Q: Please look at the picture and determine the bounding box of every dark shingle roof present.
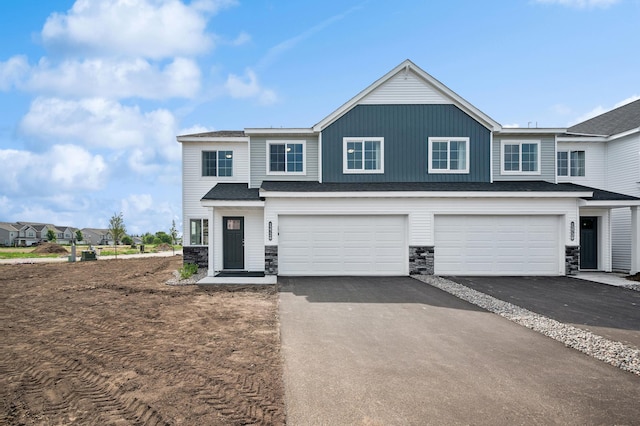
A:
[202,183,261,201]
[179,130,245,138]
[568,99,640,136]
[260,181,639,201]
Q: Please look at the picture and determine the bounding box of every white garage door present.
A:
[435,215,560,276]
[279,215,407,276]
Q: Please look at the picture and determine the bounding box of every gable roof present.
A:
[568,99,640,137]
[313,59,501,132]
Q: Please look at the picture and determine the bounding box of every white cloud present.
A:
[23,57,200,99]
[225,69,277,105]
[20,97,178,155]
[0,55,29,91]
[120,193,177,235]
[0,145,107,195]
[502,123,521,128]
[41,0,236,59]
[533,0,620,8]
[179,124,215,135]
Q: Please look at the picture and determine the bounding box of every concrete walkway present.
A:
[278,276,640,425]
[0,250,182,265]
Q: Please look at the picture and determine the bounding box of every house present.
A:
[15,223,40,246]
[80,228,113,245]
[560,100,640,273]
[178,60,640,283]
[0,223,19,246]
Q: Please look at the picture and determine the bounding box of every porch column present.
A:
[208,207,215,277]
[632,206,639,275]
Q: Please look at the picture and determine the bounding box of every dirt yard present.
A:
[0,256,285,425]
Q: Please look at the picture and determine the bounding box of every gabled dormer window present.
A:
[343,137,384,173]
[557,151,585,177]
[202,150,233,177]
[428,137,469,174]
[267,141,305,175]
[500,140,540,175]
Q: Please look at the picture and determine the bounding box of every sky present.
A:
[1,0,638,236]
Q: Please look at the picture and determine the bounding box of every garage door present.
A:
[279,215,407,276]
[435,215,560,275]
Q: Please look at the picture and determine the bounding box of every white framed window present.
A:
[202,150,233,177]
[500,140,541,175]
[267,141,306,175]
[189,218,208,246]
[428,137,470,174]
[557,150,585,177]
[343,137,384,173]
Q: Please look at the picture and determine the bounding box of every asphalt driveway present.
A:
[278,276,640,425]
[447,275,640,348]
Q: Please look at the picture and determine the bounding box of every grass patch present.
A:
[179,263,199,280]
[0,252,61,259]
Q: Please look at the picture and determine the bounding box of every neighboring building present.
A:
[15,223,40,246]
[0,223,19,246]
[178,60,640,283]
[80,228,114,245]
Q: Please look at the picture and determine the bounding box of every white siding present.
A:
[360,69,452,105]
[606,133,640,271]
[213,208,264,272]
[182,141,249,245]
[557,141,607,188]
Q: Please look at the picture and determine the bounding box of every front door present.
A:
[223,217,244,269]
[580,217,598,269]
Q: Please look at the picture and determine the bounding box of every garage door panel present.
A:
[435,215,560,276]
[279,215,407,276]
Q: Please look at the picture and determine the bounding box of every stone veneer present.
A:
[565,246,580,275]
[183,246,208,268]
[265,245,278,275]
[409,246,434,275]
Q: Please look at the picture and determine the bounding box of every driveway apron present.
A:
[278,276,640,425]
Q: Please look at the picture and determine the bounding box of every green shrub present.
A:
[179,263,199,280]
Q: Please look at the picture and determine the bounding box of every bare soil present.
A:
[0,257,285,425]
[30,242,68,254]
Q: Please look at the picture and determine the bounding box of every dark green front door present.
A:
[223,217,244,269]
[580,217,598,270]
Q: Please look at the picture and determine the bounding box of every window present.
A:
[501,141,540,174]
[267,141,305,174]
[202,151,233,177]
[190,219,208,245]
[343,137,384,173]
[428,137,470,174]
[557,151,585,177]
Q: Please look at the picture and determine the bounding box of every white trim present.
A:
[557,149,586,178]
[202,200,265,207]
[177,136,248,143]
[427,137,470,174]
[244,128,316,135]
[500,140,542,176]
[578,199,640,207]
[259,190,594,199]
[342,137,385,174]
[318,132,323,183]
[496,128,566,135]
[490,132,494,183]
[608,127,640,141]
[266,140,307,176]
[312,59,501,132]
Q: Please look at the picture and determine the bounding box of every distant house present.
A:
[56,226,78,245]
[81,228,114,245]
[15,223,39,246]
[0,223,19,246]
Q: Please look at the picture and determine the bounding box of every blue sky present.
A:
[1,0,638,236]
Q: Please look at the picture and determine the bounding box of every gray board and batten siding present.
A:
[321,104,491,183]
[492,135,556,183]
[249,136,319,188]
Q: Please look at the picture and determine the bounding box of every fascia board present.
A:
[497,128,567,135]
[579,199,640,207]
[244,128,316,135]
[557,136,607,142]
[258,190,594,199]
[312,59,502,132]
[201,200,265,207]
[177,136,249,143]
[607,127,640,141]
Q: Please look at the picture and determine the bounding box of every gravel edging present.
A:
[413,275,640,377]
[166,268,207,286]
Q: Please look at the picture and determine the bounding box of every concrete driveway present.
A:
[278,276,640,425]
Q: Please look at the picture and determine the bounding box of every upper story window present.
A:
[343,137,384,173]
[501,140,540,175]
[428,137,470,174]
[267,141,305,174]
[202,150,233,177]
[557,151,585,177]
